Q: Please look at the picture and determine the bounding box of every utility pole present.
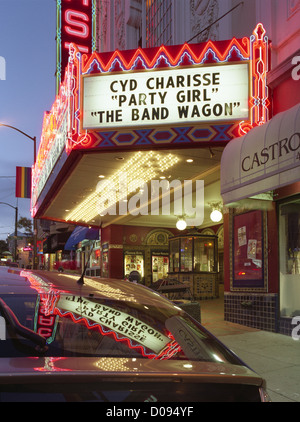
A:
[0,123,37,269]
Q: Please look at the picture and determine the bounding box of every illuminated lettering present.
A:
[65,0,90,6]
[84,63,249,129]
[38,315,56,326]
[57,0,95,88]
[65,10,90,38]
[145,73,220,90]
[110,79,137,93]
[64,41,89,53]
[37,327,53,338]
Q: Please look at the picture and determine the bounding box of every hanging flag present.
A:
[16,166,32,198]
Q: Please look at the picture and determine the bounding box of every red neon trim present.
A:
[64,42,89,53]
[81,38,250,74]
[54,308,179,360]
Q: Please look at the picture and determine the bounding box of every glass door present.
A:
[279,197,300,318]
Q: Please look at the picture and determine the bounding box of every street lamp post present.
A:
[0,123,37,269]
[0,202,18,262]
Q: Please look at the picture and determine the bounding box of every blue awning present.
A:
[64,226,99,251]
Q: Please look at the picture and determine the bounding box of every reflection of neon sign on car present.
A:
[0,267,271,401]
[34,294,59,344]
[21,271,64,345]
[22,272,181,359]
[53,295,181,359]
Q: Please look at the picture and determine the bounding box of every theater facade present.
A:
[31,24,300,334]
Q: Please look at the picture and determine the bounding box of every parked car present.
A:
[0,266,270,402]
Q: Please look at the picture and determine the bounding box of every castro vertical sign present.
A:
[57,0,95,90]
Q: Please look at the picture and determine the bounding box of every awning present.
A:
[1,251,12,256]
[221,103,300,205]
[64,226,99,251]
[51,232,72,252]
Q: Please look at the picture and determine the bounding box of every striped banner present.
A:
[16,166,32,198]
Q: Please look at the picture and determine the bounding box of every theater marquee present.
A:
[32,24,270,219]
[83,63,250,129]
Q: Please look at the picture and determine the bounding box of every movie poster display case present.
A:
[168,232,219,299]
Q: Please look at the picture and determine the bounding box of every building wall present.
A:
[96,0,299,67]
[222,1,300,334]
[94,1,300,334]
[97,0,232,52]
[97,0,142,52]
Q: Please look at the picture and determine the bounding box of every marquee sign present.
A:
[83,63,250,129]
[68,23,268,152]
[32,24,270,214]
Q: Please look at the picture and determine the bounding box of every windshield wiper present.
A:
[0,297,47,352]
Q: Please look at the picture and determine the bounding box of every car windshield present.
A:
[0,291,239,365]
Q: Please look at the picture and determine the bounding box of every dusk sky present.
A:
[0,0,56,240]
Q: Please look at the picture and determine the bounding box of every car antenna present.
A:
[77,241,95,285]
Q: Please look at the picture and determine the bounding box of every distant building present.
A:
[7,230,33,268]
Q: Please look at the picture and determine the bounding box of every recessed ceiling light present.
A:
[98,175,105,178]
[186,159,193,163]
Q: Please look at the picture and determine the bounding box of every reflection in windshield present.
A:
[53,295,181,359]
[21,272,183,360]
[0,271,237,365]
[34,293,59,345]
[58,273,139,303]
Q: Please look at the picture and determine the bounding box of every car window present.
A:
[0,292,240,365]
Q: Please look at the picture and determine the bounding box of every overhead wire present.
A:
[186,2,244,43]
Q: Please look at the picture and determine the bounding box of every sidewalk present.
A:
[199,287,300,403]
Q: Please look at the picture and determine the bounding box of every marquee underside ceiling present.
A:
[42,146,224,230]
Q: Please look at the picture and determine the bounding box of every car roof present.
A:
[0,266,171,307]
